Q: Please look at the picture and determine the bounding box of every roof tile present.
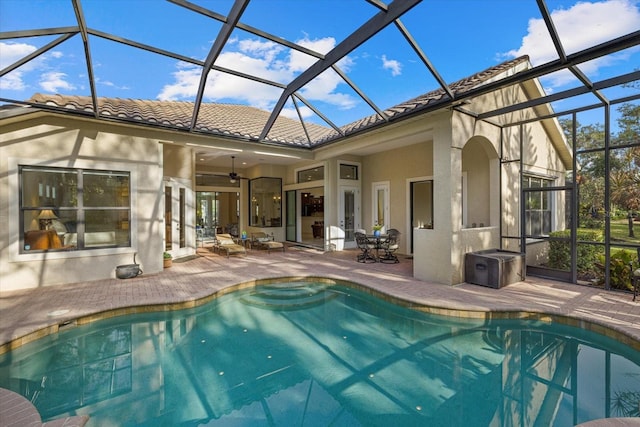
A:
[27,56,529,147]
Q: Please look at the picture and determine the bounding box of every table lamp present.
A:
[38,209,58,230]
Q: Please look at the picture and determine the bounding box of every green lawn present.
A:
[610,219,640,245]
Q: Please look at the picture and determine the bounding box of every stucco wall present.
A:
[462,141,491,227]
[163,143,193,180]
[362,140,433,253]
[0,116,164,291]
[500,121,568,237]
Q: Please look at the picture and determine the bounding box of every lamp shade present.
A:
[37,209,58,220]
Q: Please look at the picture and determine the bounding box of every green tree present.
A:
[612,103,640,237]
[561,102,640,236]
[560,118,606,226]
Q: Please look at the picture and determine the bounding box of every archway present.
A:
[461,136,499,230]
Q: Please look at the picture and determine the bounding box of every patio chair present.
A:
[355,232,376,263]
[632,247,640,301]
[251,232,285,253]
[212,233,246,258]
[379,228,401,264]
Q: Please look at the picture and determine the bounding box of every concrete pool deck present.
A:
[1,244,640,354]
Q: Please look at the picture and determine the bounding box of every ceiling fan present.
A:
[228,155,239,183]
[195,155,247,185]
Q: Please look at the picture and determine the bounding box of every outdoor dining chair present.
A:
[355,232,376,263]
[379,229,401,264]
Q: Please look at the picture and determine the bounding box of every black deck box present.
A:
[465,249,525,288]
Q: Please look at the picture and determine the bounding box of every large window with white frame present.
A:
[20,165,131,252]
[523,174,554,237]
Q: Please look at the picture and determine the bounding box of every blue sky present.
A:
[1,0,639,129]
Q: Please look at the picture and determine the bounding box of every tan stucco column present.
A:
[413,113,464,285]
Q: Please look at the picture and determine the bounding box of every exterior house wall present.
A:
[499,121,568,254]
[413,81,569,285]
[362,140,433,254]
[0,63,570,291]
[0,115,164,291]
[462,140,492,227]
[413,111,503,285]
[414,114,459,283]
[163,144,193,180]
[163,145,196,258]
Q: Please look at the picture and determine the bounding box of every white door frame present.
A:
[405,176,433,255]
[164,177,193,259]
[338,185,360,249]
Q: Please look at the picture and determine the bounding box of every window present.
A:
[249,177,282,227]
[339,163,358,180]
[372,182,389,229]
[297,166,324,183]
[20,166,131,251]
[523,175,553,236]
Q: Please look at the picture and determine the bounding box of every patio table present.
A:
[366,234,388,261]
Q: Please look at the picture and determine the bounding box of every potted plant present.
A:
[373,223,383,237]
[163,252,172,268]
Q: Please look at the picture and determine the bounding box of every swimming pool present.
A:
[1,280,639,426]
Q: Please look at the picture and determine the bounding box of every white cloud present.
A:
[0,73,27,91]
[96,77,130,91]
[157,64,283,109]
[157,67,200,100]
[0,42,82,94]
[300,68,357,110]
[158,36,358,111]
[281,104,313,120]
[503,0,640,88]
[0,42,38,91]
[39,71,76,92]
[0,42,37,69]
[289,37,337,72]
[381,54,402,76]
[237,39,284,64]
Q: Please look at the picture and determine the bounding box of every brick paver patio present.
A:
[2,245,639,354]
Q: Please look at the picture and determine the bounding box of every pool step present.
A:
[241,282,337,310]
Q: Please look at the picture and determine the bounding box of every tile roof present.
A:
[316,55,530,144]
[26,95,334,146]
[26,56,530,148]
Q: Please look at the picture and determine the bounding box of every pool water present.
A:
[1,281,639,426]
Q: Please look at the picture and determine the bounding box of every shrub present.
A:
[578,204,604,229]
[548,229,604,277]
[595,249,638,291]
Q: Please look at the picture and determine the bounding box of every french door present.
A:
[165,179,192,258]
[339,186,360,249]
